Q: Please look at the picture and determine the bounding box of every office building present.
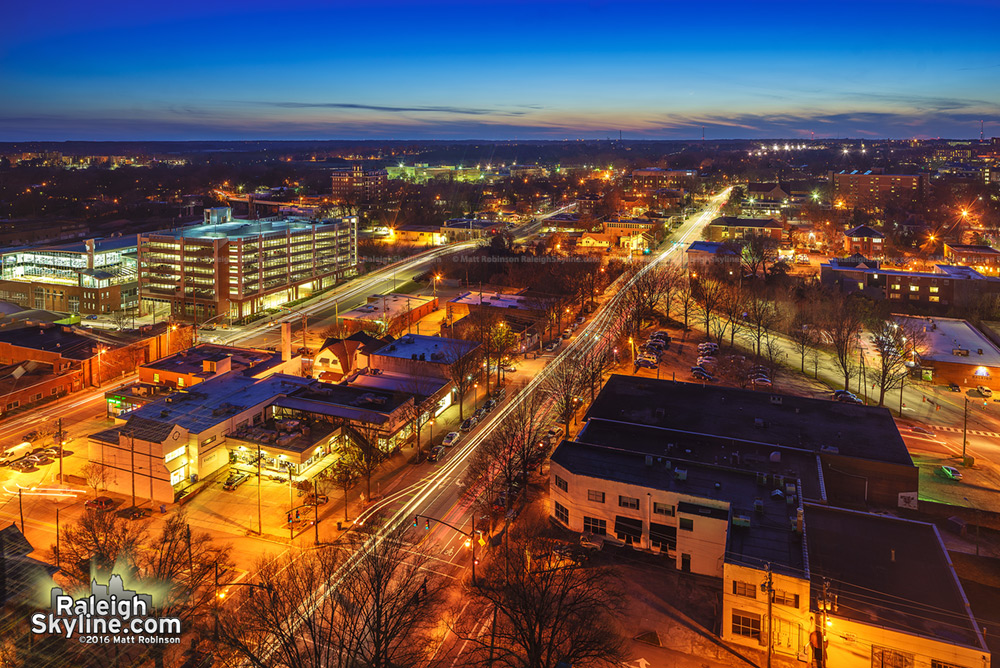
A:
[630,168,697,193]
[830,169,930,210]
[0,237,137,315]
[706,217,784,243]
[820,258,1000,309]
[330,164,388,203]
[944,243,1000,276]
[138,208,357,323]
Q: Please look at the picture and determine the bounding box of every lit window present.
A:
[165,446,185,463]
[909,285,920,292]
[929,287,939,293]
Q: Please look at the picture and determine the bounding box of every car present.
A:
[751,378,773,387]
[651,330,671,340]
[575,316,585,325]
[544,342,559,352]
[117,506,151,520]
[948,383,961,392]
[561,329,572,339]
[492,387,507,401]
[978,386,993,398]
[442,431,461,447]
[223,472,250,491]
[690,365,708,373]
[832,390,857,399]
[644,342,664,352]
[22,430,41,443]
[85,314,99,320]
[579,533,604,551]
[836,394,864,404]
[938,465,963,481]
[698,342,718,351]
[460,417,478,432]
[199,324,216,331]
[85,496,116,511]
[473,408,487,422]
[911,426,934,435]
[692,370,716,381]
[636,359,657,369]
[501,363,517,373]
[483,398,497,412]
[428,445,447,462]
[696,356,716,365]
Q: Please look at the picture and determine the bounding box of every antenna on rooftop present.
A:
[981,120,985,143]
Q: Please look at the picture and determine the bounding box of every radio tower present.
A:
[982,120,985,143]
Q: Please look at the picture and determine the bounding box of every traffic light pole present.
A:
[414,513,478,585]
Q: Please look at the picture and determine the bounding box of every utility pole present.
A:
[55,507,61,568]
[18,489,24,533]
[56,418,63,483]
[763,562,773,668]
[130,433,137,509]
[257,445,263,535]
[820,578,830,668]
[962,397,969,464]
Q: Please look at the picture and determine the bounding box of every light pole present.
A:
[962,397,969,465]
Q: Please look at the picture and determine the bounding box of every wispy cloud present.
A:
[248,101,532,116]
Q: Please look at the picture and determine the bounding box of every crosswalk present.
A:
[932,425,1000,438]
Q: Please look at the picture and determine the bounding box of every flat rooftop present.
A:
[576,418,824,502]
[151,216,349,241]
[371,333,479,366]
[946,243,1000,255]
[551,440,804,575]
[450,290,533,310]
[274,381,412,424]
[346,371,448,399]
[900,316,1000,368]
[805,504,985,650]
[340,294,435,322]
[584,376,913,466]
[228,417,337,455]
[142,344,280,376]
[0,325,100,360]
[93,372,312,441]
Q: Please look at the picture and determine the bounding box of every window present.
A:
[679,517,694,531]
[909,284,920,291]
[583,516,606,535]
[929,286,939,293]
[890,283,901,290]
[731,611,761,640]
[587,489,605,503]
[618,495,639,510]
[732,580,757,599]
[165,446,185,463]
[931,661,968,668]
[653,502,674,516]
[772,589,799,607]
[872,647,913,668]
[554,475,568,492]
[554,501,569,524]
[929,296,940,303]
[153,373,160,383]
[201,435,217,447]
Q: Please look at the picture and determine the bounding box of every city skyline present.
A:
[3,0,1000,141]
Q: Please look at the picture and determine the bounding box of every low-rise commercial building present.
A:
[706,217,783,243]
[820,258,1000,308]
[340,294,438,337]
[900,315,1000,389]
[944,243,1000,276]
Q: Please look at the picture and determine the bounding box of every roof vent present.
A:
[769,451,781,463]
[645,455,653,466]
[770,395,783,405]
[674,468,687,481]
[754,418,766,428]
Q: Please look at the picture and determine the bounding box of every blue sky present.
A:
[2,0,999,140]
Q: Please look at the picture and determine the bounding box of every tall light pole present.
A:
[962,397,969,465]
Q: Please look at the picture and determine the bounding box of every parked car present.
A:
[575,316,585,325]
[118,506,151,520]
[474,407,487,422]
[751,377,773,387]
[580,533,605,551]
[696,356,716,366]
[501,363,517,373]
[836,394,864,404]
[938,465,963,481]
[948,383,961,392]
[85,314,99,320]
[428,445,446,462]
[651,331,671,341]
[492,387,507,401]
[978,385,993,398]
[698,342,718,351]
[224,472,250,491]
[544,342,559,352]
[442,431,461,447]
[636,359,657,369]
[22,430,41,443]
[690,365,708,374]
[85,496,116,511]
[460,417,478,432]
[482,398,497,412]
[561,328,572,339]
[692,370,716,381]
[832,390,857,399]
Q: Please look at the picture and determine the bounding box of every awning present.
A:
[614,516,642,540]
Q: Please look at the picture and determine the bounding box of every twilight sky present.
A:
[2,0,999,141]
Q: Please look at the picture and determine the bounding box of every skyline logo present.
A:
[31,574,181,645]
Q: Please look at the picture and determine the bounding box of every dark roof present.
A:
[584,376,913,466]
[576,418,824,501]
[709,216,782,229]
[805,504,985,649]
[0,325,101,360]
[945,243,1000,255]
[93,415,177,445]
[0,523,59,606]
[845,224,885,239]
[551,441,804,574]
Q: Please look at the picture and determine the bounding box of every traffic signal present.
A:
[413,516,418,527]
[424,519,430,530]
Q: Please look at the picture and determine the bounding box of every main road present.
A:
[264,189,731,661]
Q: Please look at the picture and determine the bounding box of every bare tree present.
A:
[744,290,782,357]
[447,341,482,421]
[788,310,818,373]
[821,294,866,390]
[543,358,583,438]
[55,509,148,587]
[455,531,626,668]
[81,462,115,497]
[397,377,442,458]
[339,415,390,502]
[109,310,131,331]
[218,518,442,668]
[866,315,926,407]
[676,276,695,329]
[717,284,748,347]
[694,277,726,343]
[741,235,779,278]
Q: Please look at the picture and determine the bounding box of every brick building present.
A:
[330,164,388,203]
[829,169,930,210]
